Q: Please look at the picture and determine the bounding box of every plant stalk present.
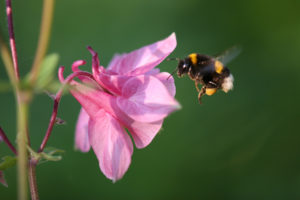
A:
[29,0,55,86]
[28,159,39,200]
[16,97,29,200]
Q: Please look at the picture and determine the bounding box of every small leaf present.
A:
[0,156,17,171]
[0,171,8,187]
[36,53,60,89]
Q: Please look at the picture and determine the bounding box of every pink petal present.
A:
[106,53,124,72]
[145,68,160,76]
[107,33,177,75]
[70,82,116,119]
[144,69,176,96]
[152,72,176,97]
[96,68,130,95]
[70,83,163,149]
[88,110,133,182]
[128,120,163,149]
[75,108,91,152]
[117,75,180,123]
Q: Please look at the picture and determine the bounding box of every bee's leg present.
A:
[198,86,206,104]
[195,81,200,92]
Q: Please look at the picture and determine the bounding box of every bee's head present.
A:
[177,59,189,77]
[166,58,188,79]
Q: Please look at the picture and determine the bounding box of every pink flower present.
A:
[59,33,180,182]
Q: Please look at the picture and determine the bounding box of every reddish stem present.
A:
[0,126,17,155]
[38,69,94,152]
[5,0,20,80]
[28,159,39,200]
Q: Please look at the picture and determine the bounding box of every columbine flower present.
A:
[59,33,180,182]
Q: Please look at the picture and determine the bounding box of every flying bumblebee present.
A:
[168,46,241,104]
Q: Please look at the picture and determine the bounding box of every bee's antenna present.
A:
[166,57,181,80]
[166,58,180,61]
[167,67,178,80]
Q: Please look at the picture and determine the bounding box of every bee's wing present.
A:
[215,45,242,65]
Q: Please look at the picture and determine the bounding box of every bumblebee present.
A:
[169,46,240,104]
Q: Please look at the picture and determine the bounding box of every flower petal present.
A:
[75,108,91,152]
[107,33,177,75]
[70,82,116,119]
[152,72,176,97]
[96,68,130,95]
[117,75,180,123]
[128,120,163,149]
[88,110,133,182]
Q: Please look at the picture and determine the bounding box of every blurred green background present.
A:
[1,0,300,199]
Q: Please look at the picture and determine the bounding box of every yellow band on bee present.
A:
[188,53,198,65]
[205,88,217,96]
[215,60,224,74]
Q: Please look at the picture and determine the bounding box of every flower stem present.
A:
[6,0,20,81]
[28,159,39,200]
[29,0,55,86]
[0,126,17,155]
[6,0,30,199]
[38,69,94,152]
[0,32,17,88]
[16,99,29,200]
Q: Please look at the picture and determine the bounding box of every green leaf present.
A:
[0,156,17,171]
[36,53,60,89]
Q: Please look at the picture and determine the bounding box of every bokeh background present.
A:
[1,0,300,199]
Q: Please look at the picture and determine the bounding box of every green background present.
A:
[1,0,300,199]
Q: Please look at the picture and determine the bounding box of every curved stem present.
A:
[29,0,55,85]
[6,0,20,81]
[0,32,17,87]
[38,70,94,153]
[0,126,17,155]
